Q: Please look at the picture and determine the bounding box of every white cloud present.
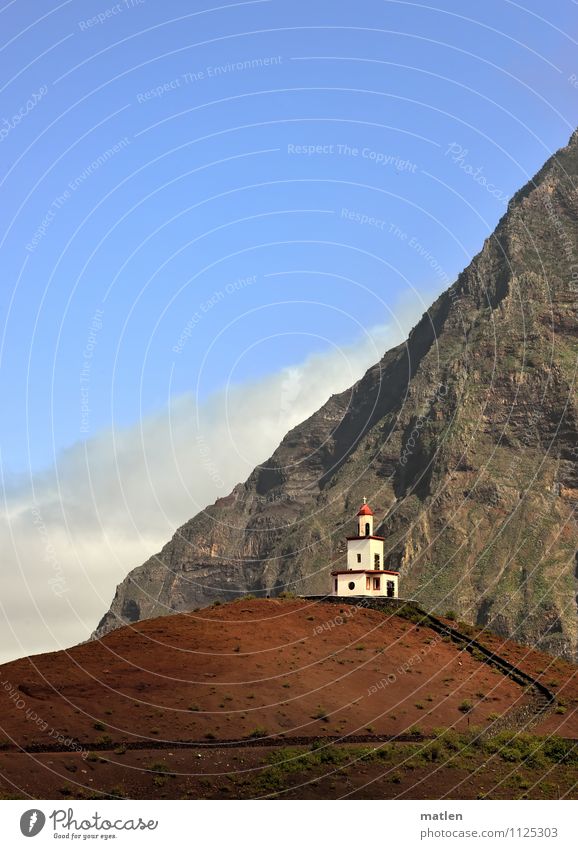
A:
[0,313,420,664]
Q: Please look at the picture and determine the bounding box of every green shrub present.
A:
[248,726,267,739]
[423,741,442,762]
[542,736,578,765]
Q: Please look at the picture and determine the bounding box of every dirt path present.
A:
[306,597,556,733]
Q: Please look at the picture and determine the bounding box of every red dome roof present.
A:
[357,503,374,516]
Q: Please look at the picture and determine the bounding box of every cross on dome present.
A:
[357,500,374,516]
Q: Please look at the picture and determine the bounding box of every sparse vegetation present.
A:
[312,707,329,722]
[248,726,268,739]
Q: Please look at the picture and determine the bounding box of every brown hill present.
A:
[94,131,578,661]
[1,600,577,799]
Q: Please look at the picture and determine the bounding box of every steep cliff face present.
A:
[94,132,578,660]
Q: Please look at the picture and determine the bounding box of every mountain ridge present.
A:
[93,130,578,660]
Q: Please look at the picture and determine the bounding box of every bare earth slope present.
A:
[94,132,578,660]
[1,600,577,800]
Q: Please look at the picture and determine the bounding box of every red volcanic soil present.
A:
[0,600,532,748]
[0,599,576,799]
[440,619,578,738]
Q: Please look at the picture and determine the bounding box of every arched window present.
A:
[365,522,370,536]
[374,553,380,568]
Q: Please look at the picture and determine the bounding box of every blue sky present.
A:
[0,1,577,660]
[1,0,576,477]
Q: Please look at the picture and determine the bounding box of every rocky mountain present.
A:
[94,131,578,660]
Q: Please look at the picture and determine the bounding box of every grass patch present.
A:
[248,726,268,739]
[312,707,329,722]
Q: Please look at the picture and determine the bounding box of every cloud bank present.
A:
[0,314,420,664]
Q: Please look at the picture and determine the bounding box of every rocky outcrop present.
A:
[93,131,578,660]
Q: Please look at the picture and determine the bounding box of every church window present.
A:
[348,581,355,591]
[373,577,380,591]
[374,553,380,568]
[365,522,370,536]
[357,553,362,564]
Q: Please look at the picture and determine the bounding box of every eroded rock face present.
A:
[93,131,578,660]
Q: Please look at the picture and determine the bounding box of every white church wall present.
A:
[334,571,399,598]
[346,537,385,570]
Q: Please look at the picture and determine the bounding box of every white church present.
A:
[331,499,400,598]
